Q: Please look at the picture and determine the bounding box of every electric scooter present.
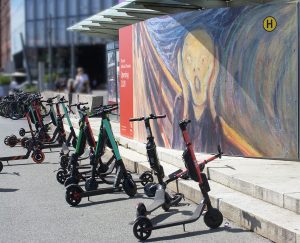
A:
[132,119,223,240]
[130,114,184,214]
[57,96,77,167]
[0,96,46,172]
[65,104,137,206]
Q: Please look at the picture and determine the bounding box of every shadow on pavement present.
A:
[147,226,250,242]
[0,172,20,176]
[0,188,19,192]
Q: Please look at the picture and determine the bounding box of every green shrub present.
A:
[23,84,38,93]
[0,75,11,85]
[44,73,57,83]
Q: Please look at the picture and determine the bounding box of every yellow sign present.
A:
[263,16,277,32]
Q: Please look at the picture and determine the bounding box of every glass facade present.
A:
[24,0,118,48]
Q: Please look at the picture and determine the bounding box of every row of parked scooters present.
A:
[1,91,224,240]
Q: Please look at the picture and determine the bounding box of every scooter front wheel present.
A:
[122,177,137,197]
[32,150,45,163]
[56,170,66,185]
[133,216,152,241]
[204,208,223,229]
[0,161,3,173]
[65,185,83,206]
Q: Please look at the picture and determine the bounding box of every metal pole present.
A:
[38,62,45,92]
[47,14,53,85]
[70,31,75,79]
[20,33,32,85]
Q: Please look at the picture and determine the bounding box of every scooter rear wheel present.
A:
[139,171,154,186]
[4,136,9,145]
[21,137,29,148]
[204,208,223,229]
[56,170,66,185]
[0,161,3,173]
[136,202,147,217]
[65,185,83,206]
[64,176,79,187]
[60,155,69,169]
[144,182,157,197]
[19,128,26,137]
[133,216,152,240]
[122,177,137,197]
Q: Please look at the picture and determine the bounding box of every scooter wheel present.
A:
[162,202,170,212]
[21,137,29,148]
[204,208,223,229]
[136,203,147,217]
[56,170,67,185]
[85,178,98,191]
[122,177,137,197]
[133,216,152,241]
[139,171,154,186]
[8,136,18,147]
[19,128,26,137]
[60,155,69,169]
[144,182,157,197]
[64,176,79,187]
[65,185,83,206]
[4,136,9,145]
[0,161,3,173]
[32,150,45,163]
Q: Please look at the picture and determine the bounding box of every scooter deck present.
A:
[152,200,206,230]
[80,186,122,197]
[146,188,166,213]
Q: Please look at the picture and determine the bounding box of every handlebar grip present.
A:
[155,114,166,119]
[129,117,144,122]
[104,106,118,113]
[80,102,88,105]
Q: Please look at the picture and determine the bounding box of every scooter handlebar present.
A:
[129,117,144,122]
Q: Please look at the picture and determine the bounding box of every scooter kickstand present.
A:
[183,224,186,232]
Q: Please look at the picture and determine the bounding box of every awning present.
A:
[68,0,292,40]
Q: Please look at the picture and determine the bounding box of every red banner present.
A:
[119,25,134,138]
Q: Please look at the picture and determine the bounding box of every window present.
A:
[56,18,67,45]
[67,0,77,16]
[36,0,45,19]
[56,0,66,17]
[47,0,55,17]
[27,21,35,46]
[79,0,90,15]
[90,0,100,14]
[26,0,35,20]
[36,21,45,46]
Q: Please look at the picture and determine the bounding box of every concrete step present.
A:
[62,122,300,243]
[118,146,300,243]
[63,119,300,215]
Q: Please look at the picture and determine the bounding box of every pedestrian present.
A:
[74,67,91,93]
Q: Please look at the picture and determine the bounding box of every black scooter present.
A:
[130,114,184,214]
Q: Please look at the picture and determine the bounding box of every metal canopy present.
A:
[68,0,293,39]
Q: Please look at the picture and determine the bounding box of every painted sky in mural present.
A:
[132,3,298,159]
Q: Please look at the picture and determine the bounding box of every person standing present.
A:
[74,67,91,93]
